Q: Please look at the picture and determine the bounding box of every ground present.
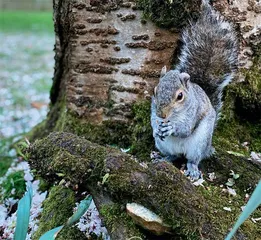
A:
[0,11,54,239]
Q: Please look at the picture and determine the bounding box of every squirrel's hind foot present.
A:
[184,162,202,180]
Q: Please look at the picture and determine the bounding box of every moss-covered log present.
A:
[28,132,261,239]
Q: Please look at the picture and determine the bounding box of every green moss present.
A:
[241,219,261,238]
[130,100,154,161]
[39,98,154,161]
[60,112,131,148]
[56,226,87,240]
[0,157,13,177]
[1,171,26,200]
[29,132,109,184]
[213,44,261,154]
[100,203,144,238]
[33,186,76,240]
[199,151,261,239]
[214,118,261,154]
[214,93,260,156]
[199,185,243,235]
[38,177,51,192]
[199,183,261,239]
[136,0,201,28]
[228,45,260,122]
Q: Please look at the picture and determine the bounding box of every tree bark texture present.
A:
[51,0,180,123]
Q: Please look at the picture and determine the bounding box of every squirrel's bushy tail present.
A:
[177,0,238,114]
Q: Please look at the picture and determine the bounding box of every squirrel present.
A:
[151,0,238,180]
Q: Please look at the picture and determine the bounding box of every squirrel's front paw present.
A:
[184,162,202,180]
[157,121,176,139]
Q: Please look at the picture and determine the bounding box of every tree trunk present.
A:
[29,0,261,239]
[51,0,180,124]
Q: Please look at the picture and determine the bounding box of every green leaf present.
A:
[56,172,65,177]
[14,183,33,240]
[233,174,240,180]
[39,226,64,240]
[66,195,92,226]
[226,178,235,187]
[227,151,245,157]
[18,141,29,149]
[102,173,110,185]
[225,181,261,240]
[15,147,27,160]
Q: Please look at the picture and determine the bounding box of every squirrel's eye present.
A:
[176,92,183,101]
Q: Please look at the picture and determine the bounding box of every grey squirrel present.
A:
[151,0,238,180]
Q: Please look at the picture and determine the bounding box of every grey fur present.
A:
[177,0,238,114]
[151,1,238,180]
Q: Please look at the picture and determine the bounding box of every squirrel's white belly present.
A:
[155,133,200,157]
[155,136,187,156]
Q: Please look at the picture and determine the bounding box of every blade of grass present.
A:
[225,180,261,240]
[66,195,92,226]
[39,195,93,239]
[14,183,33,240]
[39,226,64,240]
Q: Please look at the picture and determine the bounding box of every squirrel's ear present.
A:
[160,66,167,78]
[180,72,190,86]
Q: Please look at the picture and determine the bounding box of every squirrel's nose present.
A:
[161,113,166,118]
[157,111,166,119]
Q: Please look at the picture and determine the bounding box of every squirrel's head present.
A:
[154,67,191,119]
